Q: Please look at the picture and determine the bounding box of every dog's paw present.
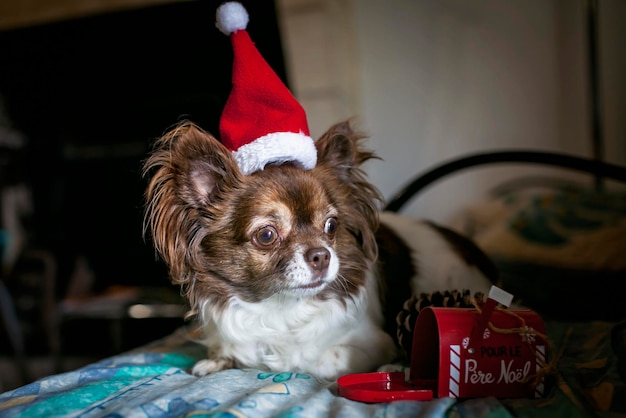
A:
[377,363,405,373]
[313,345,355,381]
[191,358,233,376]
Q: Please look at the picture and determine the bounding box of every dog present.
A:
[142,119,497,381]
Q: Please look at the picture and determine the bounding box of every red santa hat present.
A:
[215,1,317,175]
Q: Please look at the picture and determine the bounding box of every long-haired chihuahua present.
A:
[142,119,496,381]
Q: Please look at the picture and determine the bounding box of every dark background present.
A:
[0,0,286,296]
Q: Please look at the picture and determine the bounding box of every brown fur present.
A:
[142,119,383,316]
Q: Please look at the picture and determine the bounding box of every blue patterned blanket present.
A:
[1,318,624,418]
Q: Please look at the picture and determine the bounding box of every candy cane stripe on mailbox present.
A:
[535,344,546,398]
[449,345,461,397]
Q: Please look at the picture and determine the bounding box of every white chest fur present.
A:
[197,278,397,380]
[202,293,363,366]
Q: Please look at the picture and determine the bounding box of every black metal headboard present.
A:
[384,150,626,213]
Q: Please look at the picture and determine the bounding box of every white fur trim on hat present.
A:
[233,132,317,175]
[216,2,249,35]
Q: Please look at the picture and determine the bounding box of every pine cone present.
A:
[395,289,484,362]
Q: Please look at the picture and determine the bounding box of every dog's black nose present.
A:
[305,248,330,272]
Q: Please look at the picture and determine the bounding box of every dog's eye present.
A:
[324,217,338,236]
[254,225,279,247]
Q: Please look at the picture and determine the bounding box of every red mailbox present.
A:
[338,286,550,402]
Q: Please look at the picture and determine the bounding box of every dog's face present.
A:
[195,164,343,302]
[143,120,382,312]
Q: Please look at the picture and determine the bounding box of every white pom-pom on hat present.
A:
[216,2,249,35]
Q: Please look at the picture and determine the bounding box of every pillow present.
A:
[451,188,626,320]
[454,188,626,271]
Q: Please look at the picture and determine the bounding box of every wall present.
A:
[600,0,626,167]
[278,0,625,224]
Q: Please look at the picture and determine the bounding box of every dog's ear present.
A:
[142,121,242,287]
[315,120,379,179]
[144,121,242,209]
